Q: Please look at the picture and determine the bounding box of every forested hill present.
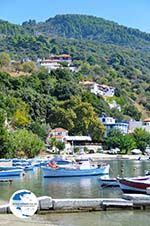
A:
[1,14,150,50]
[22,14,150,50]
[0,14,150,118]
[0,20,26,36]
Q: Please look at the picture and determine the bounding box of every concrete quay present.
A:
[1,194,150,214]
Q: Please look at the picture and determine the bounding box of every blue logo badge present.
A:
[9,189,38,218]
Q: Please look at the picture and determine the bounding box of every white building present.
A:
[80,81,115,97]
[40,60,61,72]
[99,114,115,137]
[108,100,121,111]
[129,119,150,133]
[38,54,74,72]
[46,128,92,153]
[99,114,129,137]
[47,128,68,143]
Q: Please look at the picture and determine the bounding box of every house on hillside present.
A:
[80,81,115,97]
[40,60,61,71]
[99,113,129,137]
[38,54,78,72]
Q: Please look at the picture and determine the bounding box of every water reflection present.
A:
[0,160,150,201]
[1,210,150,226]
[42,176,100,198]
[40,210,150,226]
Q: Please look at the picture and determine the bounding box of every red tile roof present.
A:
[51,128,68,132]
[144,118,150,122]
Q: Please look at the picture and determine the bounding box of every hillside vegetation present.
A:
[0,15,149,115]
[0,14,150,157]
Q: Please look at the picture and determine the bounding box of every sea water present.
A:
[0,159,150,226]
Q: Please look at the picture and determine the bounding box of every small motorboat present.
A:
[49,156,73,166]
[42,160,110,177]
[99,176,119,187]
[117,175,150,193]
[0,168,24,177]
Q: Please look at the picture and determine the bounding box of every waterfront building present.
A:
[46,127,92,153]
[47,128,68,143]
[99,114,129,137]
[114,122,129,134]
[129,118,150,133]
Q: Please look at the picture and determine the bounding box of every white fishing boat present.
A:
[42,160,110,177]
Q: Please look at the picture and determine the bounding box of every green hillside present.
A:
[22,14,150,50]
[0,14,150,157]
[0,14,150,122]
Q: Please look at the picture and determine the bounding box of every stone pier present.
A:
[1,194,150,214]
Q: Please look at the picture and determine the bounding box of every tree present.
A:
[105,129,136,154]
[13,61,23,72]
[0,52,10,68]
[50,46,59,55]
[0,109,8,157]
[119,134,136,154]
[123,104,141,120]
[105,129,122,149]
[87,55,97,65]
[48,137,65,154]
[12,109,30,127]
[7,129,44,158]
[64,97,105,141]
[29,121,50,141]
[22,61,36,73]
[47,106,76,131]
[55,141,65,154]
[133,128,150,152]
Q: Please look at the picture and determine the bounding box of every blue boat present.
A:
[42,162,110,177]
[0,169,24,177]
[24,165,34,171]
[49,156,73,166]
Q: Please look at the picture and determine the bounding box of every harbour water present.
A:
[0,210,150,226]
[0,159,150,225]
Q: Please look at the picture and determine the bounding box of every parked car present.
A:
[131,149,142,155]
[108,148,120,154]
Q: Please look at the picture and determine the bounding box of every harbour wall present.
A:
[1,194,150,214]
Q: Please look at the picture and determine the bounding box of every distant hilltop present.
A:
[0,14,150,50]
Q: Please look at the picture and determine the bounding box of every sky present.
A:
[0,0,150,33]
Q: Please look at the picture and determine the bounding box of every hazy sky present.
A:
[0,0,150,33]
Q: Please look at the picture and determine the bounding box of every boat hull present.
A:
[99,178,119,187]
[0,169,23,177]
[118,177,150,193]
[42,165,110,177]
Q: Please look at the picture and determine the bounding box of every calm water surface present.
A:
[0,159,150,226]
[0,210,150,226]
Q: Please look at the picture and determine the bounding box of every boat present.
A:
[145,170,150,176]
[98,176,119,187]
[49,156,73,166]
[117,175,150,193]
[42,161,110,177]
[24,165,34,171]
[0,168,24,177]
